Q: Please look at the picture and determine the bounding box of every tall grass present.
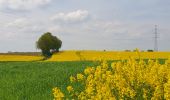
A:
[0,61,95,100]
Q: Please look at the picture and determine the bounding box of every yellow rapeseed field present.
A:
[0,55,43,61]
[53,50,170,99]
[48,50,170,61]
[1,50,170,62]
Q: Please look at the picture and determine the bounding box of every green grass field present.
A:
[0,59,167,100]
[0,61,97,100]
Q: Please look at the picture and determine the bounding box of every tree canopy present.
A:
[36,32,62,57]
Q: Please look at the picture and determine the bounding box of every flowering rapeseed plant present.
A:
[67,86,73,93]
[52,87,64,100]
[53,54,170,100]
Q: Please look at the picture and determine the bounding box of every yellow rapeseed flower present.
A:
[77,73,84,81]
[70,76,76,83]
[53,87,64,100]
[67,86,73,93]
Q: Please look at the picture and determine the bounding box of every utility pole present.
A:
[154,25,158,51]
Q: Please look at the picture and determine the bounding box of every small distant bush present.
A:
[124,50,131,52]
[147,49,154,52]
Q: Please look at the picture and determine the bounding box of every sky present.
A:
[0,0,170,52]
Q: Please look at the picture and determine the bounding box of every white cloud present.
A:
[0,0,51,10]
[50,10,89,23]
[5,18,30,28]
[2,17,47,39]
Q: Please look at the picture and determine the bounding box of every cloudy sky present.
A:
[0,0,170,52]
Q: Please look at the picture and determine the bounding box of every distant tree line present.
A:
[124,49,154,52]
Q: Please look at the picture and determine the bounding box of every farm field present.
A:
[48,50,170,61]
[0,50,170,62]
[0,55,43,61]
[0,61,97,100]
[0,51,170,100]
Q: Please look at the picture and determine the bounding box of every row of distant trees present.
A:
[125,49,154,52]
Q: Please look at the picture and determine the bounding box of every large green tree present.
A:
[36,32,62,57]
